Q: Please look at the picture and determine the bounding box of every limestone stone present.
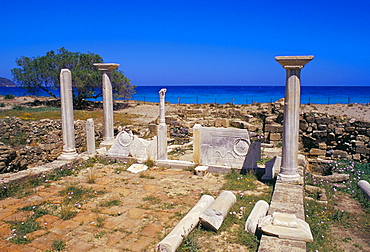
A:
[312,173,349,182]
[215,118,229,127]
[333,150,349,158]
[309,148,326,156]
[269,133,281,141]
[265,123,283,133]
[199,191,236,231]
[156,195,214,252]
[245,200,269,234]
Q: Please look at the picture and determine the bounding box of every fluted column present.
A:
[58,69,78,160]
[93,63,119,149]
[275,56,314,182]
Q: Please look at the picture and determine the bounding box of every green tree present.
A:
[11,48,135,106]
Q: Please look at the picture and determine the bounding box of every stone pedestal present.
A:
[93,63,120,149]
[58,69,78,160]
[86,118,95,155]
[157,88,167,160]
[275,56,313,182]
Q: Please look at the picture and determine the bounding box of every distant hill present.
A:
[0,77,16,87]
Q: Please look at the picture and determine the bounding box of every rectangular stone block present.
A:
[194,126,253,169]
[265,124,283,133]
[309,148,326,156]
[269,133,282,141]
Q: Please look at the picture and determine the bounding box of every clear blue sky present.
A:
[1,0,369,86]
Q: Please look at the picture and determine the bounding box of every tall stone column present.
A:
[58,69,78,160]
[157,88,167,160]
[93,63,120,149]
[275,56,314,182]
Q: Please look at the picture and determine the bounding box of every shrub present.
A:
[4,94,15,100]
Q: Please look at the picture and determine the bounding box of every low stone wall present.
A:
[263,112,370,163]
[0,117,103,173]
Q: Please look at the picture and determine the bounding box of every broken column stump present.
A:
[156,195,214,252]
[358,180,370,200]
[199,191,236,231]
[245,200,269,234]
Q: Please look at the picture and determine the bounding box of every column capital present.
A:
[275,56,314,69]
[93,63,120,71]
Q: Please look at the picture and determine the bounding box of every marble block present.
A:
[127,164,148,174]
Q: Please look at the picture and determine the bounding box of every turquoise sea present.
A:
[1,85,370,105]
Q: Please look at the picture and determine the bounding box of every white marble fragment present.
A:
[258,212,313,242]
[199,191,236,231]
[195,165,208,177]
[127,164,148,174]
[156,195,214,252]
[245,200,269,234]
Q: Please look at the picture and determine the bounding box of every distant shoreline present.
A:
[1,85,370,105]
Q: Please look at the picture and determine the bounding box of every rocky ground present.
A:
[1,96,369,251]
[0,161,272,251]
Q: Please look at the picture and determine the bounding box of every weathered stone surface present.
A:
[309,148,326,156]
[312,173,350,182]
[195,165,208,177]
[193,125,253,169]
[156,195,214,252]
[259,212,313,242]
[245,200,269,234]
[127,164,148,174]
[261,156,281,180]
[358,180,370,200]
[199,191,236,231]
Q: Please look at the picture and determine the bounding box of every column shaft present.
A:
[59,69,78,160]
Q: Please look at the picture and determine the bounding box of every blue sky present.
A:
[1,0,369,86]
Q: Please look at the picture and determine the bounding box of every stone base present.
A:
[195,165,209,177]
[277,173,300,182]
[58,151,78,161]
[156,160,194,169]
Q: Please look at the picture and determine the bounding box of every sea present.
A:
[1,85,370,105]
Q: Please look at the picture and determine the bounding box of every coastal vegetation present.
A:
[11,47,135,108]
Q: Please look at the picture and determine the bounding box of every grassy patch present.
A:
[8,219,41,244]
[143,196,162,204]
[100,199,121,207]
[221,169,257,191]
[305,160,370,251]
[52,239,66,251]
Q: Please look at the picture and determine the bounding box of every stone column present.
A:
[58,69,78,160]
[86,118,95,155]
[93,63,120,149]
[275,56,314,182]
[193,124,202,164]
[157,88,167,160]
